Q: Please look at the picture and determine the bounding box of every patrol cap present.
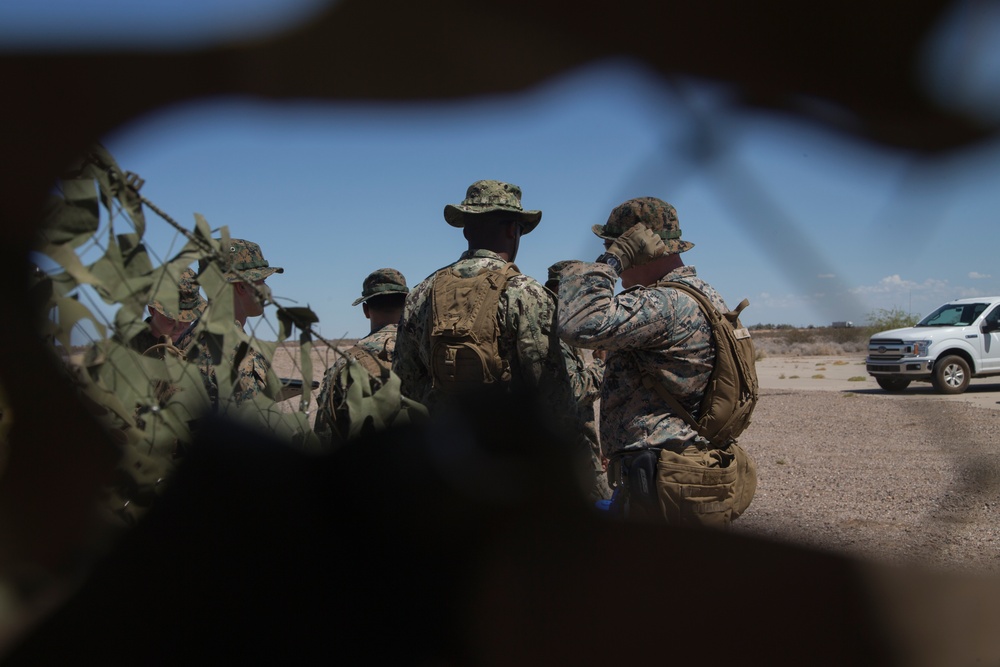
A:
[149,268,206,323]
[352,268,409,306]
[444,180,542,234]
[223,238,284,282]
[592,197,694,254]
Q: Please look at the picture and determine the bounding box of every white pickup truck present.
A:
[866,296,1000,394]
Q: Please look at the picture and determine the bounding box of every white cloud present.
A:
[969,271,992,279]
[849,275,949,295]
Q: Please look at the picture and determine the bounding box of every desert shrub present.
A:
[785,328,816,345]
[864,307,920,335]
[826,326,869,345]
[752,329,868,357]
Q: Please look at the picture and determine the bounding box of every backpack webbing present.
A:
[642,280,758,446]
[429,262,520,393]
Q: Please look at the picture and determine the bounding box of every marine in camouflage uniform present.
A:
[190,238,284,407]
[128,267,206,358]
[314,268,409,444]
[129,268,207,427]
[112,244,282,525]
[393,180,580,432]
[115,268,209,525]
[557,198,728,519]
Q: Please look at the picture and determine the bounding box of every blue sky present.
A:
[8,0,1000,340]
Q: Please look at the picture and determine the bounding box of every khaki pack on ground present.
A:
[429,263,520,394]
[643,280,759,446]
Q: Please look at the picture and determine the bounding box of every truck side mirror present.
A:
[982,320,999,334]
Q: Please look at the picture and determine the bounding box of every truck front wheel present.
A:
[876,376,911,392]
[932,355,971,394]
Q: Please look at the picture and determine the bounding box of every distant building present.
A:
[831,321,854,328]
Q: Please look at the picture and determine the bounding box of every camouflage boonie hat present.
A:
[444,180,542,234]
[149,268,206,323]
[352,268,409,306]
[592,197,694,254]
[223,238,284,282]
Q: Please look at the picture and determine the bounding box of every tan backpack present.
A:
[326,341,427,441]
[429,262,520,394]
[344,342,392,382]
[642,280,758,446]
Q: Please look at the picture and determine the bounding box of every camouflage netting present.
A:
[32,145,417,525]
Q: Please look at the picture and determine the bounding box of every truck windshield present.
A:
[916,302,989,327]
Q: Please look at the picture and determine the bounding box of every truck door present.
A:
[980,305,1000,372]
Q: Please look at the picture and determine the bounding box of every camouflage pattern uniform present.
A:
[192,239,284,408]
[547,261,611,500]
[120,269,209,524]
[557,197,724,459]
[314,268,408,443]
[393,181,577,423]
[396,250,576,410]
[128,267,206,358]
[176,342,271,408]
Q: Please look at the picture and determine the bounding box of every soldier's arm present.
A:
[556,262,678,351]
[233,348,271,404]
[506,277,561,389]
[390,294,429,402]
[312,364,340,442]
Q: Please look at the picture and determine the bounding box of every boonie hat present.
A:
[444,180,542,234]
[149,268,207,323]
[352,268,409,306]
[223,238,284,282]
[592,197,694,254]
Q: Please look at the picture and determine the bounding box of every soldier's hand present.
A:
[606,223,665,271]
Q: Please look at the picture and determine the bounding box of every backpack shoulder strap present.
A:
[346,344,391,381]
[640,372,700,433]
[429,262,519,341]
[657,279,750,335]
[637,280,710,435]
[641,279,746,438]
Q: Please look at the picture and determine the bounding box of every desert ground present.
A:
[270,345,1000,574]
[737,355,1000,573]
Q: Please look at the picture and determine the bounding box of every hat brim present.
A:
[150,299,207,322]
[351,286,409,307]
[444,205,541,234]
[226,266,284,282]
[591,224,694,254]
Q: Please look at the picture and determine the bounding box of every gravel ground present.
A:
[733,388,1000,574]
[272,345,1000,574]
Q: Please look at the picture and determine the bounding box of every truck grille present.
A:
[867,364,901,373]
[868,338,906,361]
